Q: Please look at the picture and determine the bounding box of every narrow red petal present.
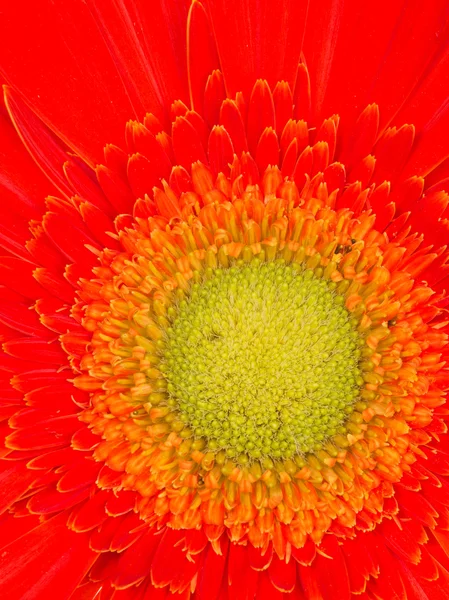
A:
[269,554,296,593]
[204,70,226,127]
[220,99,248,155]
[207,0,308,99]
[3,338,67,365]
[187,0,220,114]
[208,126,234,177]
[0,512,96,600]
[247,80,275,153]
[0,461,36,514]
[172,116,207,169]
[112,529,160,589]
[4,87,72,198]
[196,537,228,599]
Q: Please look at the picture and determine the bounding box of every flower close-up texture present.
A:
[1,1,449,598]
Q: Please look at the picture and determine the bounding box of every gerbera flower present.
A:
[1,0,449,598]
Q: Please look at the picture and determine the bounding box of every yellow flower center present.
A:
[162,259,362,462]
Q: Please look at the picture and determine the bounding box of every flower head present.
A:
[1,1,449,599]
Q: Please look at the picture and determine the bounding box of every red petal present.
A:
[42,212,100,265]
[57,459,101,492]
[0,257,46,300]
[415,545,439,582]
[323,162,346,194]
[106,491,137,517]
[0,302,47,337]
[368,1,449,131]
[96,165,135,215]
[249,543,274,571]
[208,126,234,177]
[27,484,90,515]
[97,464,123,489]
[184,529,208,556]
[64,157,112,214]
[204,70,226,128]
[90,551,121,583]
[68,491,109,532]
[397,43,449,133]
[291,537,316,566]
[341,104,379,167]
[256,570,283,600]
[0,461,36,514]
[0,513,41,551]
[187,1,220,114]
[79,202,119,250]
[153,186,181,220]
[297,561,323,600]
[0,1,156,165]
[151,528,201,592]
[11,369,70,393]
[220,99,248,155]
[391,176,425,211]
[72,427,100,451]
[172,116,207,169]
[421,449,449,477]
[373,201,396,233]
[4,87,72,198]
[381,518,421,564]
[256,128,280,172]
[6,415,80,451]
[281,139,299,178]
[395,486,439,528]
[301,4,369,116]
[373,125,415,184]
[27,227,66,271]
[196,536,228,600]
[316,116,338,162]
[228,542,259,600]
[88,0,189,129]
[112,529,160,589]
[34,268,75,303]
[247,80,275,153]
[293,61,311,122]
[269,553,296,592]
[127,152,171,199]
[368,536,407,600]
[9,406,75,429]
[3,338,66,365]
[273,81,294,137]
[312,141,330,175]
[0,511,96,600]
[341,534,378,594]
[292,147,313,188]
[0,108,52,219]
[27,447,80,470]
[401,106,449,179]
[69,581,103,600]
[314,536,351,600]
[206,0,308,99]
[90,515,126,552]
[348,155,376,187]
[400,560,445,600]
[336,181,363,211]
[109,514,145,553]
[0,207,32,261]
[25,384,85,411]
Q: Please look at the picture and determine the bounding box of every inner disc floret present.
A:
[163,260,362,461]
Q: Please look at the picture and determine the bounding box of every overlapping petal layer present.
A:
[1,2,449,599]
